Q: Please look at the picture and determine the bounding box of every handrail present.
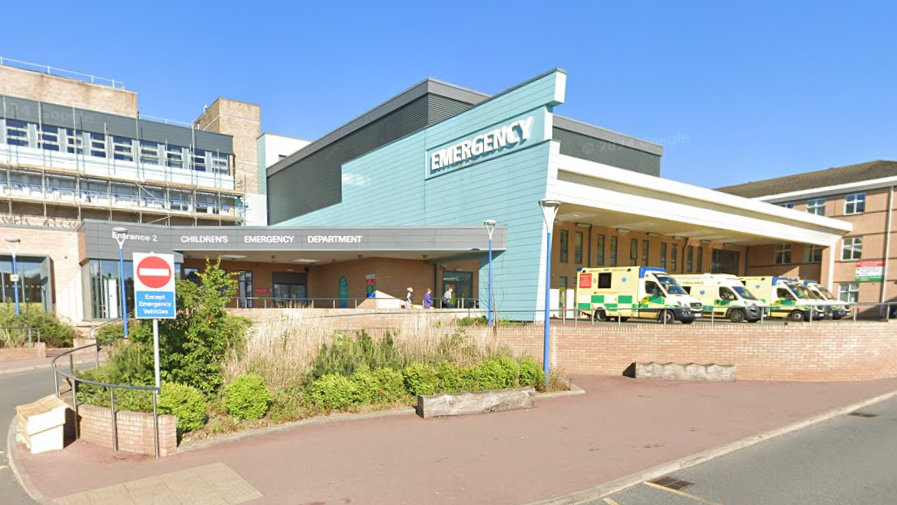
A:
[52,336,160,457]
[0,56,126,89]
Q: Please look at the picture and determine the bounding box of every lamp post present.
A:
[538,199,561,387]
[484,219,496,327]
[112,227,129,338]
[4,237,21,316]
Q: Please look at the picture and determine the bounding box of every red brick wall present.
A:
[77,404,177,457]
[493,322,897,381]
[0,343,46,360]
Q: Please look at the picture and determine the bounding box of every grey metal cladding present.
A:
[553,127,661,176]
[427,95,475,125]
[0,94,233,154]
[267,95,433,224]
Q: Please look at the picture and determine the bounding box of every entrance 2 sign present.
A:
[133,253,177,319]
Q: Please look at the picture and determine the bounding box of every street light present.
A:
[4,236,21,316]
[538,199,561,388]
[113,227,129,338]
[484,219,496,327]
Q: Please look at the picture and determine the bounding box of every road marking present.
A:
[603,498,623,505]
[644,481,729,505]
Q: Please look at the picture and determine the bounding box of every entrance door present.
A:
[272,272,307,307]
[442,271,473,308]
[238,271,253,308]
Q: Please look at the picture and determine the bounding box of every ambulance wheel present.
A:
[594,309,608,322]
[728,309,746,323]
[659,310,675,324]
[788,310,806,322]
[619,317,630,323]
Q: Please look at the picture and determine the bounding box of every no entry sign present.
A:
[133,253,176,319]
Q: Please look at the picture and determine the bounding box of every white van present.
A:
[674,274,765,323]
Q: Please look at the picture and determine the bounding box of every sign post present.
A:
[133,253,177,391]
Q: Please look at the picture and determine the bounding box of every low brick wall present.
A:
[0,343,46,360]
[493,321,897,381]
[77,404,177,457]
[228,307,472,330]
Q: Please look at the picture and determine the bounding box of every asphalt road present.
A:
[1,369,54,505]
[591,395,897,505]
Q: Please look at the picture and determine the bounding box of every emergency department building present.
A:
[0,61,863,323]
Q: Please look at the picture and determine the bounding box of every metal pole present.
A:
[11,251,19,315]
[488,236,493,326]
[543,229,552,388]
[71,381,79,439]
[152,392,160,458]
[118,245,128,337]
[153,319,161,390]
[110,388,118,452]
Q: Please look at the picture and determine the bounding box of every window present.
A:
[596,235,606,266]
[807,198,826,216]
[609,237,618,266]
[112,136,133,161]
[140,141,161,165]
[630,238,638,263]
[660,243,667,270]
[780,202,795,209]
[642,240,649,265]
[574,232,583,264]
[686,245,694,272]
[38,125,60,151]
[88,132,106,158]
[774,244,792,264]
[838,283,859,303]
[845,193,866,214]
[559,230,568,263]
[804,244,823,263]
[777,287,794,300]
[5,119,30,147]
[559,276,567,309]
[597,272,612,289]
[65,129,84,154]
[671,244,678,272]
[166,145,184,168]
[842,237,863,260]
[192,150,207,172]
[645,281,662,298]
[210,152,229,174]
[696,247,704,272]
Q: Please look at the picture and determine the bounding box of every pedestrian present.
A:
[405,287,413,308]
[423,288,433,309]
[442,286,453,308]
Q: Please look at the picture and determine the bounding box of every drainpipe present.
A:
[881,185,894,304]
[826,242,836,292]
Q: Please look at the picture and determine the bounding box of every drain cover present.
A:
[849,411,879,418]
[648,476,694,490]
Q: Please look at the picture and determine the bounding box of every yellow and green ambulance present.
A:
[576,266,703,324]
[673,274,765,323]
[802,280,851,320]
[738,276,827,322]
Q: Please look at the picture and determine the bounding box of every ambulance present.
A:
[575,266,703,324]
[738,276,827,321]
[802,280,851,320]
[673,274,765,323]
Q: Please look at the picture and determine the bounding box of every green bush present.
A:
[224,374,272,421]
[434,361,465,394]
[306,374,358,411]
[305,331,400,386]
[474,359,506,390]
[402,363,438,396]
[350,368,380,405]
[372,368,407,402]
[518,357,545,387]
[0,305,76,348]
[351,367,408,404]
[93,321,137,342]
[158,382,206,435]
[268,383,305,423]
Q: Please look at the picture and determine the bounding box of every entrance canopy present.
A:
[552,155,852,246]
[78,220,507,264]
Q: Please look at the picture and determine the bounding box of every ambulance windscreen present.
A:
[655,275,687,295]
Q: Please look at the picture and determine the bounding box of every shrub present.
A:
[224,374,272,421]
[306,374,358,411]
[372,368,407,402]
[158,382,207,435]
[0,305,76,348]
[518,357,545,387]
[304,331,400,386]
[402,363,438,396]
[474,359,507,390]
[434,361,465,394]
[268,383,306,423]
[350,368,380,405]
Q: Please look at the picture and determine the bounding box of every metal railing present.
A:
[51,334,161,458]
[0,325,40,347]
[0,56,126,89]
[231,296,480,310]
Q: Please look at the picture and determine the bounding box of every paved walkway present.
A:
[12,375,897,505]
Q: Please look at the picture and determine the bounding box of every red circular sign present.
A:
[137,256,172,289]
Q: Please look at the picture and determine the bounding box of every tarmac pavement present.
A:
[9,374,897,505]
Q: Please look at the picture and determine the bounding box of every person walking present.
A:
[423,288,433,309]
[405,287,414,308]
[442,286,453,308]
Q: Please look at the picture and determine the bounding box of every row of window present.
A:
[773,237,864,265]
[557,231,710,272]
[779,192,866,215]
[1,119,230,175]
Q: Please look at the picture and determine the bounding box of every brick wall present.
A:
[77,404,177,457]
[0,343,46,360]
[492,321,897,381]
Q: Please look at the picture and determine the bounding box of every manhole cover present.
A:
[648,476,694,490]
[849,411,879,418]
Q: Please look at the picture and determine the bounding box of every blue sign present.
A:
[135,291,176,318]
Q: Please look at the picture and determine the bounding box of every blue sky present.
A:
[3,1,895,188]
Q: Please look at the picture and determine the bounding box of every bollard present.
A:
[71,380,79,439]
[110,388,118,452]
